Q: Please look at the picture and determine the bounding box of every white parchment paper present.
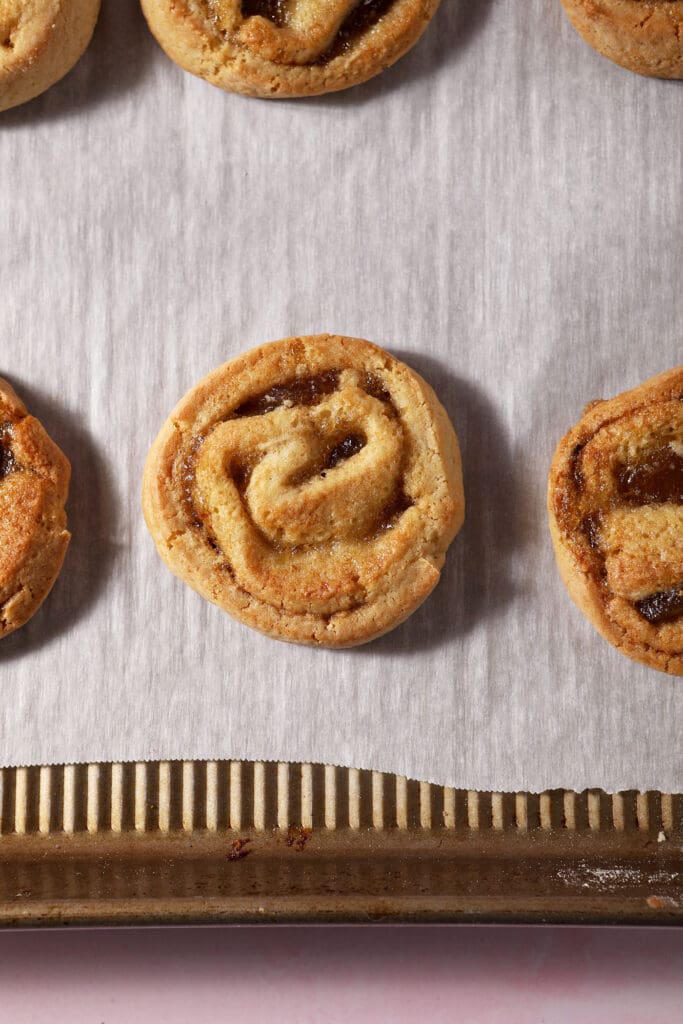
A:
[0,0,681,792]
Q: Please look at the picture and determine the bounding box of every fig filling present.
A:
[237,0,398,63]
[231,458,254,493]
[241,0,287,26]
[234,371,339,417]
[616,447,683,505]
[570,442,585,490]
[363,372,391,403]
[287,433,366,487]
[636,587,683,626]
[316,0,396,63]
[0,444,14,479]
[377,490,413,532]
[0,428,16,480]
[326,433,364,468]
[580,511,602,550]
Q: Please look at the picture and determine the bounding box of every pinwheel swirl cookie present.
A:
[0,0,100,113]
[143,335,464,647]
[561,0,683,79]
[140,0,441,97]
[0,378,70,638]
[549,367,683,675]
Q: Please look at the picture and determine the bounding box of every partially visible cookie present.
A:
[0,378,70,638]
[548,366,683,675]
[560,0,683,78]
[143,334,464,647]
[140,0,441,98]
[0,0,100,113]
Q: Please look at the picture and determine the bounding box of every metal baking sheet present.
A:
[0,761,681,926]
[1,2,683,929]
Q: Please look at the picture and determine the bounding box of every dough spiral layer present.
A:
[140,0,441,97]
[548,366,683,675]
[561,0,683,79]
[0,0,100,113]
[143,334,464,647]
[0,378,70,638]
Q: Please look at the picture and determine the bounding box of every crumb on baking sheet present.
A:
[285,826,312,851]
[227,837,252,861]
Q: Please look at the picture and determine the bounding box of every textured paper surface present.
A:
[0,0,682,791]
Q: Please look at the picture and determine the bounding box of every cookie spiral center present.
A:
[198,385,402,545]
[190,377,413,615]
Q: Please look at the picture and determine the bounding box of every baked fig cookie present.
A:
[140,0,442,98]
[548,366,683,675]
[560,0,683,78]
[143,335,464,647]
[0,378,70,638]
[0,0,100,113]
